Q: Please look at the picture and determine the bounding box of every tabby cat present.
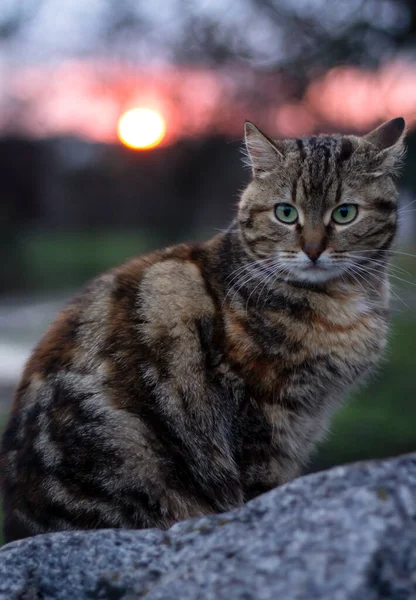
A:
[0,117,406,543]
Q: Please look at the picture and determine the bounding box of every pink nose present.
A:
[303,242,323,263]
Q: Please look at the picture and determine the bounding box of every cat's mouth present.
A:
[300,263,327,271]
[288,261,343,283]
[274,252,345,284]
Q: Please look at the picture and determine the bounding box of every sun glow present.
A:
[117,108,166,150]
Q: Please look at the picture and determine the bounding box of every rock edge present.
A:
[1,453,416,600]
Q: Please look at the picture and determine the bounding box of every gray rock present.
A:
[1,454,416,599]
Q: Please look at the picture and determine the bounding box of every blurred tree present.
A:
[0,0,38,41]
[2,1,415,93]
[0,0,414,138]
[99,0,416,98]
[0,139,42,293]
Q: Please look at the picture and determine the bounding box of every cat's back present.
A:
[15,241,213,390]
[0,241,223,541]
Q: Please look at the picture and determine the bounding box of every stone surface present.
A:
[1,454,416,599]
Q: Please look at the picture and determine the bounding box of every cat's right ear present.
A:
[361,117,406,176]
[363,117,406,151]
[243,122,283,176]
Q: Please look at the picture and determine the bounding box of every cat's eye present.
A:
[331,204,358,225]
[275,203,298,224]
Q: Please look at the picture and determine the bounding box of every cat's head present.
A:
[238,118,406,284]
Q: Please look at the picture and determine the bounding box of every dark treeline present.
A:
[0,135,248,293]
[1,128,415,295]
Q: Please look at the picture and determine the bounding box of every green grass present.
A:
[309,313,416,472]
[19,229,161,291]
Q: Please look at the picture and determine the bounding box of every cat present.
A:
[0,117,406,543]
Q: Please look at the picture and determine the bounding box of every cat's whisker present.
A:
[342,265,372,298]
[245,270,271,310]
[375,262,410,277]
[225,265,256,291]
[347,264,386,295]
[263,265,291,308]
[225,264,273,306]
[245,261,287,309]
[385,272,416,287]
[348,256,411,276]
[365,262,409,277]
[343,265,401,312]
[259,274,277,308]
[223,272,254,303]
[247,270,274,311]
[224,260,272,298]
[226,256,289,311]
[355,249,416,260]
[348,263,409,308]
[383,250,416,261]
[225,260,263,283]
[398,197,416,211]
[357,261,416,288]
[255,263,288,309]
[343,261,382,287]
[347,251,416,276]
[225,257,274,284]
[224,272,259,306]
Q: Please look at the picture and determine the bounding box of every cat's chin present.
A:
[288,264,342,284]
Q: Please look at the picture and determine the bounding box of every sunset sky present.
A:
[0,59,414,146]
[0,0,414,146]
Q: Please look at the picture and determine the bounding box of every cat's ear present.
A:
[362,117,406,176]
[363,117,406,150]
[243,122,283,176]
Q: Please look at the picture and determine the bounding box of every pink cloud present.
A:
[0,59,414,145]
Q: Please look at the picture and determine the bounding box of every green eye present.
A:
[275,203,298,224]
[332,204,358,224]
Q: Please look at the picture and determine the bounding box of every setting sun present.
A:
[117,108,166,150]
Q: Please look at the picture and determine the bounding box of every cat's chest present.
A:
[223,295,388,396]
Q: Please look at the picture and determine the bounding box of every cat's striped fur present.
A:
[0,118,405,542]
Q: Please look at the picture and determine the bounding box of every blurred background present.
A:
[0,0,415,529]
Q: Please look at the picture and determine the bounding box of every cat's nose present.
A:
[302,242,323,263]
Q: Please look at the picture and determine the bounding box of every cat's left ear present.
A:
[243,122,283,176]
[363,117,406,175]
